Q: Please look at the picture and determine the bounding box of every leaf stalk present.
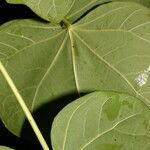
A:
[0,61,49,150]
[62,18,71,27]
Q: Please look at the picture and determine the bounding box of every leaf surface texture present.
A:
[6,0,150,22]
[0,2,150,138]
[51,91,150,150]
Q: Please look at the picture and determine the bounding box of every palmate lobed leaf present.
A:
[0,1,150,143]
[51,91,150,150]
[5,0,150,23]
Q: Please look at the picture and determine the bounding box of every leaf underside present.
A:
[6,0,103,23]
[5,0,150,23]
[0,1,150,143]
[51,91,150,150]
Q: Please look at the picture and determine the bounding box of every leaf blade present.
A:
[1,2,150,142]
[51,91,150,150]
[5,0,150,23]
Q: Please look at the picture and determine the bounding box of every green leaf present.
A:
[67,0,150,23]
[5,0,150,23]
[7,0,76,23]
[65,0,106,23]
[116,0,150,8]
[51,91,150,150]
[6,0,23,4]
[5,0,104,23]
[1,2,150,138]
[0,146,13,150]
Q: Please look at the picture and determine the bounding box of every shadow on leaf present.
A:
[20,93,86,149]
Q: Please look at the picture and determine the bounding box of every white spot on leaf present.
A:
[135,66,150,87]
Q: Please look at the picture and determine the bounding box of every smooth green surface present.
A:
[6,0,150,23]
[51,91,150,150]
[0,1,150,138]
[117,0,150,7]
[0,146,13,150]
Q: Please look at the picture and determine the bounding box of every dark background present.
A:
[0,0,42,149]
[0,0,38,25]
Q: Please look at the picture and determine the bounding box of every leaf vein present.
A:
[74,6,131,28]
[81,113,141,150]
[67,0,97,19]
[119,9,143,29]
[6,32,35,43]
[0,41,18,51]
[69,29,80,95]
[31,32,68,110]
[72,31,138,96]
[62,94,95,150]
[7,30,65,60]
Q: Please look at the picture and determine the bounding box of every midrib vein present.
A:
[69,28,80,95]
[62,94,94,150]
[62,98,87,150]
[72,30,149,106]
[31,32,68,111]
